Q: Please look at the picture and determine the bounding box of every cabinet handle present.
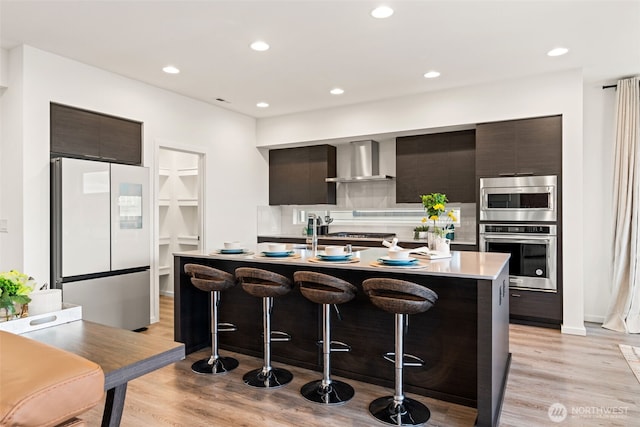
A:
[511,293,521,298]
[498,172,517,177]
[101,156,117,161]
[84,154,100,158]
[515,172,534,176]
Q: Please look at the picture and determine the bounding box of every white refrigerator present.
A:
[51,157,150,330]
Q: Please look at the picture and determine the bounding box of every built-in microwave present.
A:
[479,175,557,222]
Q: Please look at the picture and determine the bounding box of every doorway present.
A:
[157,147,204,297]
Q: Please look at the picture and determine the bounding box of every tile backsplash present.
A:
[258,196,476,243]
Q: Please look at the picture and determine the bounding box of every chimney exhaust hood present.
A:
[325,140,394,183]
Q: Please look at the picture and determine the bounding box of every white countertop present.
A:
[175,245,508,280]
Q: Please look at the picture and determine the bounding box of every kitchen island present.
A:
[173,246,509,427]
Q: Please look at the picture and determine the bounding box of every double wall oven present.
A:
[479,175,558,292]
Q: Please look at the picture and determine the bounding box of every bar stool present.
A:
[294,271,357,405]
[184,264,239,374]
[235,267,294,388]
[362,278,438,426]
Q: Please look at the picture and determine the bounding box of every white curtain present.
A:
[603,76,640,333]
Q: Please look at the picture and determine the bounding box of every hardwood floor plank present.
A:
[81,297,640,426]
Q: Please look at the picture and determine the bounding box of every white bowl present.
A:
[388,248,411,259]
[324,246,345,256]
[224,241,241,250]
[267,243,287,252]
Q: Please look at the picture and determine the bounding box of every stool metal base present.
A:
[243,367,293,389]
[191,356,239,375]
[300,379,355,405]
[369,396,431,426]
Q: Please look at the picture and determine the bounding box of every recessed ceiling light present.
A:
[162,65,180,74]
[330,88,345,95]
[256,102,269,108]
[250,41,270,52]
[547,47,569,57]
[423,70,441,79]
[371,6,394,19]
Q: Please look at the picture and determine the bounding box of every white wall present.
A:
[0,48,8,88]
[0,47,25,271]
[582,82,617,323]
[0,45,264,322]
[257,70,587,335]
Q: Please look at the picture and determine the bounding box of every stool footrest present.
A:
[218,322,238,332]
[270,331,291,342]
[316,340,351,352]
[383,352,425,367]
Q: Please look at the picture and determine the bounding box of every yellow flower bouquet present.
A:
[420,193,456,239]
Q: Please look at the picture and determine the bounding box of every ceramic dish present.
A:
[317,253,353,261]
[219,248,244,254]
[378,256,418,266]
[261,250,295,257]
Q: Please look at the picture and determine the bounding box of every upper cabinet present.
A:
[269,145,337,205]
[396,129,476,203]
[50,103,143,165]
[475,115,562,177]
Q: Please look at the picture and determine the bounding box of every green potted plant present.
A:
[413,224,430,239]
[0,270,35,321]
[419,193,457,249]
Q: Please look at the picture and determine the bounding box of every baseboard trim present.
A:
[561,324,587,336]
[160,290,174,297]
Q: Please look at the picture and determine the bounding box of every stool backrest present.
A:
[235,267,292,298]
[362,278,437,315]
[184,264,235,292]
[294,271,357,305]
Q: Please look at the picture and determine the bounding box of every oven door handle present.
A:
[481,236,553,244]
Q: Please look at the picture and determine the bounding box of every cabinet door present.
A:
[475,121,517,177]
[51,103,101,158]
[50,103,142,165]
[269,145,336,205]
[307,145,336,205]
[99,116,142,165]
[396,134,447,203]
[515,116,562,175]
[445,130,476,202]
[396,130,475,203]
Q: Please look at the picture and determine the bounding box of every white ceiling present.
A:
[1,1,639,118]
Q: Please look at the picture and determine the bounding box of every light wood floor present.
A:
[82,297,640,426]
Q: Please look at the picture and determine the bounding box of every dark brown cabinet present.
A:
[396,129,475,203]
[509,289,562,326]
[269,145,336,205]
[475,115,561,177]
[50,103,142,165]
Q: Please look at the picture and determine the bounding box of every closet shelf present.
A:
[159,265,171,276]
[159,168,171,177]
[177,198,198,207]
[159,236,171,245]
[178,167,198,177]
[177,235,199,245]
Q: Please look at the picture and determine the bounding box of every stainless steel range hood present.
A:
[325,140,394,183]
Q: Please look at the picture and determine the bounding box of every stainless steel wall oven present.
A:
[479,224,557,292]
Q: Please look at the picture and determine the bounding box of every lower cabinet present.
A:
[509,289,562,326]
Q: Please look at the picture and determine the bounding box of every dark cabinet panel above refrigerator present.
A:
[50,103,142,165]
